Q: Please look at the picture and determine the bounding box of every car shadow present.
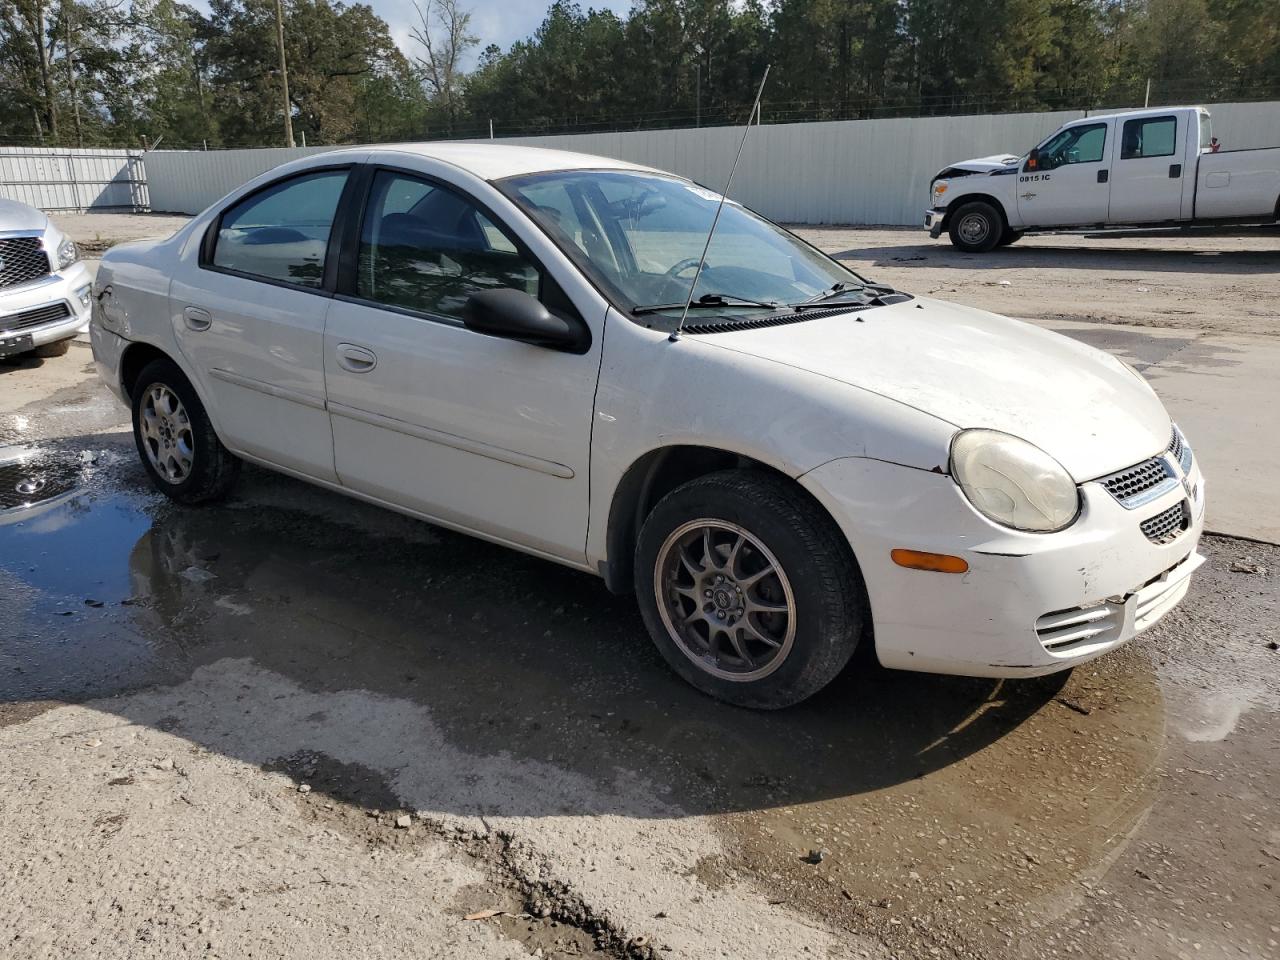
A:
[1,442,1074,821]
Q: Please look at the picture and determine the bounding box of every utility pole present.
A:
[694,43,703,127]
[274,0,295,147]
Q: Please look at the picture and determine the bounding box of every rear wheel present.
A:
[634,470,867,709]
[948,201,1004,253]
[131,358,240,504]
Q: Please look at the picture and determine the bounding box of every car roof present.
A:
[366,142,660,182]
[1063,105,1205,127]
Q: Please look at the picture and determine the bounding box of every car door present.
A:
[170,166,355,482]
[1016,120,1111,227]
[322,165,603,564]
[1107,114,1185,223]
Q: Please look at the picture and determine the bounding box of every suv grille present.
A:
[0,301,71,334]
[1141,501,1189,545]
[0,237,51,289]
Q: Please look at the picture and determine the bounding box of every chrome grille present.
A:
[0,301,71,334]
[1168,426,1193,474]
[1141,501,1189,545]
[0,237,51,289]
[1099,456,1176,508]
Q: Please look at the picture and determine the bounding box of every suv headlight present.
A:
[950,429,1080,532]
[931,180,948,205]
[56,236,78,270]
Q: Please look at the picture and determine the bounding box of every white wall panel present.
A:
[133,101,1280,224]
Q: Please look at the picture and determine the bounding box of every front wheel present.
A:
[948,201,1004,253]
[131,358,240,504]
[634,470,867,709]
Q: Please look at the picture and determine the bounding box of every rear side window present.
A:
[212,170,348,287]
[356,170,539,319]
[1121,117,1177,160]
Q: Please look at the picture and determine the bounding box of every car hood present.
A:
[942,154,1021,176]
[0,198,49,232]
[699,297,1171,481]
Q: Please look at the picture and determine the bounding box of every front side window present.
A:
[212,170,348,287]
[1121,116,1177,159]
[356,171,539,319]
[1034,123,1107,170]
[504,170,863,322]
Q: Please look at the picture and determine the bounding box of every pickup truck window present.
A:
[1035,123,1106,170]
[1121,116,1177,160]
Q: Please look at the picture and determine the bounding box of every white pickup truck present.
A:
[924,105,1280,251]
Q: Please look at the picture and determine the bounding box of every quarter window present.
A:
[357,171,539,319]
[1121,116,1178,159]
[212,170,348,287]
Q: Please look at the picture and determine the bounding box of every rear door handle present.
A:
[1169,163,1182,178]
[183,306,213,331]
[1097,169,1109,183]
[336,343,377,373]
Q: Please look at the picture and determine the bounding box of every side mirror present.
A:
[463,288,590,354]
[1024,148,1039,172]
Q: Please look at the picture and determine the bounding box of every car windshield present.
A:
[501,170,867,324]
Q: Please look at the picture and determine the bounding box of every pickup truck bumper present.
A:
[924,208,946,239]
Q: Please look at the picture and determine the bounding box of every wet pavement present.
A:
[2,349,1277,959]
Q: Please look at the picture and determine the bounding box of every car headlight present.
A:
[56,237,78,270]
[950,429,1080,532]
[932,180,948,204]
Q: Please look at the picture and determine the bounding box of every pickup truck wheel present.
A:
[131,358,240,504]
[999,228,1024,246]
[634,470,866,709]
[948,201,1003,253]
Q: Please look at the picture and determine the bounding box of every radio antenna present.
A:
[670,64,770,342]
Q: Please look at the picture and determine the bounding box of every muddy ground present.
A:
[2,222,1279,960]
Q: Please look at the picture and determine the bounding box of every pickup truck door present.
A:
[1107,113,1187,223]
[1016,120,1111,227]
[321,164,603,565]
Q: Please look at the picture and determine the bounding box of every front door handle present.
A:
[336,343,377,373]
[1097,169,1109,183]
[1169,163,1182,178]
[183,306,213,331]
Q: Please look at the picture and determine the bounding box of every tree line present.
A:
[1,0,1277,149]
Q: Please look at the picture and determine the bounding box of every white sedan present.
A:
[90,144,1205,707]
[1,198,93,359]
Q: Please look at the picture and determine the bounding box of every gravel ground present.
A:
[1,219,1278,959]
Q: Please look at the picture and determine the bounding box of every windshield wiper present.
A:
[632,292,782,315]
[790,280,898,310]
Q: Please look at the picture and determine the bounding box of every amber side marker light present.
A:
[891,549,969,574]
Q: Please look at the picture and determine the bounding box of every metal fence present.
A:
[0,147,148,213]
[8,100,1279,224]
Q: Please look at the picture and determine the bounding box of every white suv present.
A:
[0,198,93,359]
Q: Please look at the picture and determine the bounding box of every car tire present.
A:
[32,338,71,358]
[131,358,240,504]
[634,469,867,709]
[999,228,1024,247]
[948,201,1004,253]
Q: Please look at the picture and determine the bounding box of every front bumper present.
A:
[801,455,1206,678]
[0,261,93,354]
[924,208,946,238]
